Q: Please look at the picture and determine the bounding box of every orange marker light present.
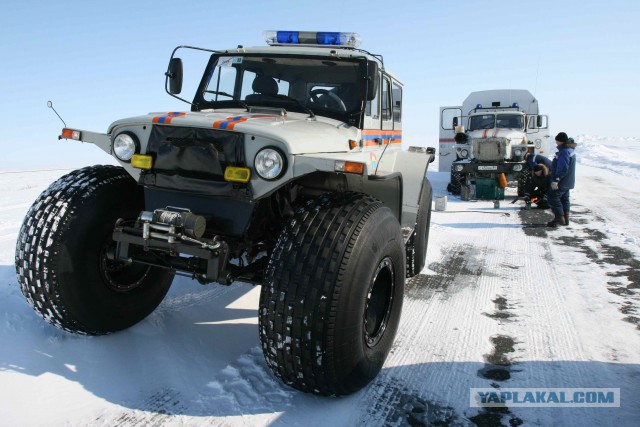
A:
[61,128,81,140]
[349,139,358,150]
[335,160,364,174]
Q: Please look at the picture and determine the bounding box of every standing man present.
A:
[547,132,577,227]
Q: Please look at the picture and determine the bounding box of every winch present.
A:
[111,207,231,283]
[139,207,207,242]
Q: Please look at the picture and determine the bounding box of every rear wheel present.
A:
[259,192,405,395]
[407,180,432,277]
[15,165,174,335]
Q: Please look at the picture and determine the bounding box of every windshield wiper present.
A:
[262,94,316,119]
[203,90,249,111]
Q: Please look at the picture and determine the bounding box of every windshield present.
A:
[468,114,495,130]
[195,54,366,123]
[496,114,524,129]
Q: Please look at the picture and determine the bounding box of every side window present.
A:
[203,61,238,102]
[365,74,380,119]
[277,79,290,96]
[392,82,402,124]
[441,108,462,130]
[240,70,257,99]
[381,77,391,121]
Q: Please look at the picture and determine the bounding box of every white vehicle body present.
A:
[18,31,436,397]
[77,42,434,236]
[438,89,551,172]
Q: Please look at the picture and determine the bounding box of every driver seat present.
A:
[245,75,278,103]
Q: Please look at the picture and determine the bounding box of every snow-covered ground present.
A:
[1,136,639,426]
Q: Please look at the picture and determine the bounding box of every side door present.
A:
[439,106,462,172]
[527,115,552,156]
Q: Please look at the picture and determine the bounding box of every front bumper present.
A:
[451,161,525,175]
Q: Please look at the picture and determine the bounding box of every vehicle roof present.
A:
[214,44,400,82]
[469,110,525,115]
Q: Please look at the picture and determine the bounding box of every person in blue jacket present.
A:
[547,132,577,227]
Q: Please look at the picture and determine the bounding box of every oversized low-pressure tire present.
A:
[517,168,533,197]
[259,192,405,395]
[406,179,433,277]
[15,165,174,335]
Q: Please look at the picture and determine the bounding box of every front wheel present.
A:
[259,192,405,395]
[448,168,466,195]
[518,168,533,197]
[15,165,174,335]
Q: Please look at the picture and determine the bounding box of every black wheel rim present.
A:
[364,257,395,348]
[99,241,151,293]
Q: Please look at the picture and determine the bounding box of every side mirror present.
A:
[166,58,183,95]
[366,62,379,100]
[426,147,436,163]
[452,117,458,127]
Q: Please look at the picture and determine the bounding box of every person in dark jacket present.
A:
[525,163,551,208]
[526,153,552,170]
[547,132,577,227]
[524,153,552,208]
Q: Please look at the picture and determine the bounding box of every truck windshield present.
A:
[496,114,524,129]
[195,54,366,123]
[468,114,495,130]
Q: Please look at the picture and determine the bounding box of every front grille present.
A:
[147,126,244,180]
[472,137,508,162]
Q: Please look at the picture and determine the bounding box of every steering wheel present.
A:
[309,89,347,112]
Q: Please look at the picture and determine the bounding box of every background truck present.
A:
[439,89,550,198]
[15,30,435,396]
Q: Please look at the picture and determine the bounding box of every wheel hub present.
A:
[364,257,395,348]
[100,242,151,292]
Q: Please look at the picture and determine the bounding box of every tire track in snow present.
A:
[92,347,292,426]
[352,210,519,426]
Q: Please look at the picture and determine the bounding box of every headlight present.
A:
[113,133,138,162]
[460,149,469,158]
[455,164,464,172]
[513,164,523,172]
[514,148,523,157]
[255,148,285,180]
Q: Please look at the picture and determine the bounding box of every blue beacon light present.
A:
[264,31,362,48]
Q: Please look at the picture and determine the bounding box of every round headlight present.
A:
[455,164,464,172]
[514,148,523,157]
[513,164,523,172]
[460,149,469,158]
[255,148,285,180]
[113,133,138,161]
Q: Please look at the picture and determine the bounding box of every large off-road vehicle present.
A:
[439,90,550,198]
[15,31,434,395]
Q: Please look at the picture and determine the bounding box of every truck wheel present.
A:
[259,192,405,395]
[406,180,432,277]
[15,165,174,335]
[517,168,532,197]
[448,170,465,195]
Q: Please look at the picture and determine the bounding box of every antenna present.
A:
[374,137,391,175]
[47,101,67,128]
[533,56,540,97]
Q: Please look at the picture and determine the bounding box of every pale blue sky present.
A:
[2,0,638,169]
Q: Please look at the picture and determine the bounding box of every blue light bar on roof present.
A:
[264,31,362,48]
